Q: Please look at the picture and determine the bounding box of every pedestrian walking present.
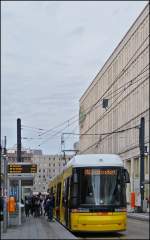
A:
[43,196,48,216]
[24,196,30,217]
[47,193,55,222]
[34,196,40,217]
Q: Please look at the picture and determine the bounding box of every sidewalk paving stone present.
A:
[127,212,149,222]
[1,216,77,239]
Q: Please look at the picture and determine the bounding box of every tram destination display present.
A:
[8,164,37,174]
[84,168,117,175]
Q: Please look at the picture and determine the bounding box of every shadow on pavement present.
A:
[74,231,126,239]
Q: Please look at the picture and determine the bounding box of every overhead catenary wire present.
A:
[21,125,46,131]
[81,70,149,136]
[29,35,149,140]
[80,125,139,154]
[22,36,149,147]
[83,45,149,117]
[62,125,139,136]
[103,65,149,99]
[38,117,79,146]
[79,75,148,153]
[85,66,149,115]
[38,114,78,137]
[37,71,148,146]
[37,64,148,144]
[38,86,125,147]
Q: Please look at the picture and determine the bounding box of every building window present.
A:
[39,175,41,178]
[43,169,45,172]
[39,169,41,172]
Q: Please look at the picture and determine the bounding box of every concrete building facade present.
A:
[7,149,33,163]
[79,4,149,203]
[32,154,72,193]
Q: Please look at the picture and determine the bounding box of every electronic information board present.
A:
[8,164,37,174]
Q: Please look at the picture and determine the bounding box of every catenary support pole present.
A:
[139,117,145,212]
[18,179,21,225]
[17,118,21,162]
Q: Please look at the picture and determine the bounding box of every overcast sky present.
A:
[1,1,148,154]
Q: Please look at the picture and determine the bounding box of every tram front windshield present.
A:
[78,168,126,207]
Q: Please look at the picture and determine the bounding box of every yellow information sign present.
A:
[8,164,37,174]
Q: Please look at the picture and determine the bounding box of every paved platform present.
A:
[1,216,77,239]
[127,212,149,221]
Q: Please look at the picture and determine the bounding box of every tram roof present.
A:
[64,154,123,169]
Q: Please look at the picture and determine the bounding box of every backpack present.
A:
[25,199,29,205]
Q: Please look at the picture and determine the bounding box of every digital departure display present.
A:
[8,164,37,174]
[84,169,117,176]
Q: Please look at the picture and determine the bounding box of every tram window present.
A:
[73,173,78,183]
[56,182,61,206]
[62,178,70,207]
[62,180,67,206]
[123,169,130,183]
[70,175,78,207]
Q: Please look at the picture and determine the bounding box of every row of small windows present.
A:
[37,161,68,176]
[39,169,45,172]
[38,175,46,178]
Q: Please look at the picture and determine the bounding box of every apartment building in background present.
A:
[7,145,35,163]
[6,145,72,194]
[79,4,149,203]
[32,154,72,193]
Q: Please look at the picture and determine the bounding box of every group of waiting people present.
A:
[24,192,55,221]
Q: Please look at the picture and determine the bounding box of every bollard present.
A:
[130,192,135,209]
[7,196,16,213]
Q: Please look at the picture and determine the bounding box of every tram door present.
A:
[62,177,70,227]
[64,177,70,227]
[56,182,61,220]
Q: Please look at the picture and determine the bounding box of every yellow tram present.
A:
[48,154,130,232]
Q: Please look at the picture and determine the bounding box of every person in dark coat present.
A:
[34,196,40,217]
[43,196,48,216]
[24,196,30,217]
[47,193,55,222]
